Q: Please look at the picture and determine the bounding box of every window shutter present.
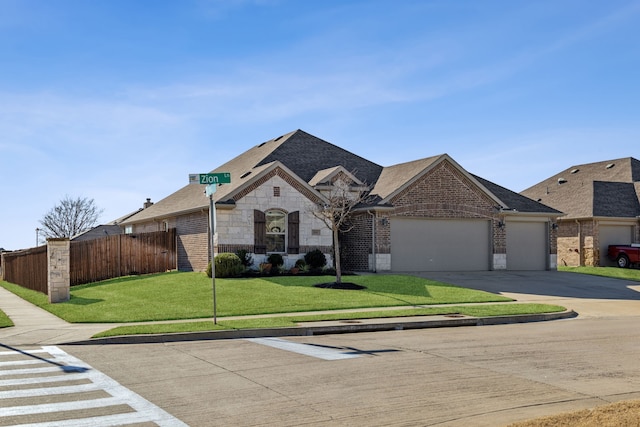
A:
[287,211,300,254]
[254,210,266,254]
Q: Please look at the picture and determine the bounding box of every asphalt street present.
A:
[57,271,640,427]
[62,316,640,427]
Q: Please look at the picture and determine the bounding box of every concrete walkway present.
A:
[0,286,117,345]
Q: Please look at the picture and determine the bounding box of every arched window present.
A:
[254,210,299,255]
[266,209,286,253]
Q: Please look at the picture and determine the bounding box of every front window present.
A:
[266,209,286,253]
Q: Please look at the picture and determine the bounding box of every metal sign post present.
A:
[207,184,217,324]
[190,173,231,325]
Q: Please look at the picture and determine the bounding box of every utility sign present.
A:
[189,173,231,185]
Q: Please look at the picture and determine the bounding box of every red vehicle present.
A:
[608,244,640,268]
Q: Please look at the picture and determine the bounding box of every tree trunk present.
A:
[333,226,342,284]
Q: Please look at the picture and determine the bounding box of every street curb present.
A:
[63,309,578,346]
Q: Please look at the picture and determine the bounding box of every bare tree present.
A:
[39,195,103,239]
[312,178,371,285]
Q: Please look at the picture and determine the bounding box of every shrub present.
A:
[304,249,327,269]
[235,249,253,268]
[209,253,244,278]
[294,258,306,269]
[267,253,284,267]
[206,261,212,278]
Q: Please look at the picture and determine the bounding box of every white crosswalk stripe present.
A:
[0,345,188,426]
[246,337,363,360]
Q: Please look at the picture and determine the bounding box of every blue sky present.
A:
[1,0,639,250]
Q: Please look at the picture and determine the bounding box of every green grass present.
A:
[0,272,512,323]
[0,309,13,328]
[559,266,640,281]
[93,303,567,338]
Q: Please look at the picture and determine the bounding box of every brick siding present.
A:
[176,212,209,271]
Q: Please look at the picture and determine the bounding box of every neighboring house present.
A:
[72,199,152,242]
[121,130,561,272]
[521,157,640,267]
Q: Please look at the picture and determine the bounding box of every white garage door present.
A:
[599,225,633,266]
[506,222,547,270]
[391,218,490,271]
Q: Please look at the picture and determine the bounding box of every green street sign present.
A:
[189,173,231,185]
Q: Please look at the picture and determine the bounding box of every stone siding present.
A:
[557,219,596,267]
[168,171,334,272]
[47,238,70,303]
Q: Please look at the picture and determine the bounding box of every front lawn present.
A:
[94,303,567,338]
[559,265,640,281]
[0,272,512,323]
[0,309,13,328]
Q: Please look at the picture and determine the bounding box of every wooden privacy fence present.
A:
[0,246,48,294]
[70,229,177,286]
[1,229,177,294]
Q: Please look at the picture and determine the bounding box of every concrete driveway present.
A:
[416,270,640,318]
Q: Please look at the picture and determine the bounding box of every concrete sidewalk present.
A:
[0,284,576,346]
[0,285,117,345]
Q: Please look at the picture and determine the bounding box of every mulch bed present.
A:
[313,282,366,290]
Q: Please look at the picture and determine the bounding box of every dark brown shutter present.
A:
[287,211,300,254]
[254,210,266,254]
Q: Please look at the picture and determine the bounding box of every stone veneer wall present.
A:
[557,219,596,267]
[227,172,333,268]
[47,238,70,303]
[165,170,335,272]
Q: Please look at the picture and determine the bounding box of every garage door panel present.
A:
[506,222,546,270]
[599,225,633,266]
[391,218,490,271]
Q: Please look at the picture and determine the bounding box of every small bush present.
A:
[294,259,306,269]
[267,253,284,267]
[235,249,253,268]
[304,249,327,269]
[209,253,244,278]
[206,262,212,278]
[259,263,272,275]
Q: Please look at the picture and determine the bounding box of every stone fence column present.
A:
[47,238,70,303]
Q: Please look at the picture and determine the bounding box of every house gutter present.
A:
[367,210,377,273]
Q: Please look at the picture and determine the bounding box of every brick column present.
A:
[47,238,70,303]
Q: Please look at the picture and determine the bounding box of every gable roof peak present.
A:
[255,129,383,185]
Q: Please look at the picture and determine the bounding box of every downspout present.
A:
[575,219,582,266]
[368,210,376,273]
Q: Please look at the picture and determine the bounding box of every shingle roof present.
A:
[122,130,561,225]
[370,156,440,200]
[521,157,640,219]
[471,175,561,214]
[257,130,383,184]
[122,130,383,224]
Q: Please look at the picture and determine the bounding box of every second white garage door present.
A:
[391,218,491,271]
[506,221,547,270]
